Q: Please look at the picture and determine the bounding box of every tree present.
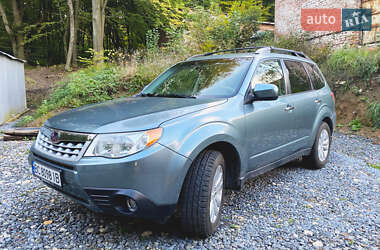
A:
[72,0,79,67]
[92,0,107,64]
[0,0,24,59]
[65,0,75,71]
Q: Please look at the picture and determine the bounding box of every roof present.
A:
[0,50,25,63]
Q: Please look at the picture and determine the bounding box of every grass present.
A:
[367,162,380,170]
[323,47,380,84]
[368,101,380,129]
[349,119,362,132]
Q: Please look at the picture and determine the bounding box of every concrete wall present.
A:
[274,0,367,47]
[0,55,26,124]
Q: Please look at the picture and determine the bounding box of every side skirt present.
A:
[240,148,311,186]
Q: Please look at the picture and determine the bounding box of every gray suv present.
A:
[29,47,336,237]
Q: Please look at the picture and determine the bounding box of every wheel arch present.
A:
[203,141,242,190]
[310,107,335,146]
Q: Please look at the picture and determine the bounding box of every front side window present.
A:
[284,60,312,94]
[251,60,286,95]
[304,63,326,90]
[142,58,253,98]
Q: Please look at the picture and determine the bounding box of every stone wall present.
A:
[275,0,361,47]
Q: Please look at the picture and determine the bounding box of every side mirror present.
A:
[245,83,279,104]
[254,83,279,100]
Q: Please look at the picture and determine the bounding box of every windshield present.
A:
[141,58,253,98]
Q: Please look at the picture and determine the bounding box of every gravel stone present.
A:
[0,132,379,249]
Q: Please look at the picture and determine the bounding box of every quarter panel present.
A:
[309,102,335,147]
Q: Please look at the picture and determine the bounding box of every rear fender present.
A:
[309,105,334,147]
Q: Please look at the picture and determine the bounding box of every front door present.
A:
[244,59,297,170]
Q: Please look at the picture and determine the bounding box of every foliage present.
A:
[251,30,274,46]
[349,119,363,131]
[323,48,380,84]
[367,162,380,170]
[187,1,268,52]
[35,65,125,117]
[272,35,331,65]
[15,115,34,127]
[0,0,188,65]
[368,102,380,129]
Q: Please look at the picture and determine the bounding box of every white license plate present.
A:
[32,162,62,187]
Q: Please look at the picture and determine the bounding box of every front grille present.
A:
[35,126,94,161]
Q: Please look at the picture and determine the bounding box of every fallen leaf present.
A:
[43,220,53,225]
[230,224,240,229]
[141,231,152,237]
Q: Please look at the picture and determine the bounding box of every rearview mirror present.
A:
[252,83,279,101]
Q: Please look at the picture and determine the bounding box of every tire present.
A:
[179,150,225,237]
[304,122,332,169]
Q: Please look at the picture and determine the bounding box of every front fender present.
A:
[160,122,244,160]
[159,120,246,180]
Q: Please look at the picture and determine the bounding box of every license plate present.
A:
[32,161,62,187]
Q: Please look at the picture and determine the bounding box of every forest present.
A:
[0,0,274,67]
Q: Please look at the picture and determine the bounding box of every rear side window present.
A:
[304,63,326,90]
[284,60,312,93]
[251,60,286,95]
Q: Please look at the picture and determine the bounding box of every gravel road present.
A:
[0,132,379,249]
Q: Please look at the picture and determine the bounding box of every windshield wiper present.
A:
[138,93,157,97]
[155,94,196,99]
[139,93,196,99]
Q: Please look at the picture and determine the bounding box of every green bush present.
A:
[368,101,380,129]
[36,65,126,117]
[323,48,380,83]
[349,118,363,131]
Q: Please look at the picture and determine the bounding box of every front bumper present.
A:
[28,142,192,222]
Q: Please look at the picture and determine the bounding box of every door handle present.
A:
[314,99,322,104]
[284,105,295,111]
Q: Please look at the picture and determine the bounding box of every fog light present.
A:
[126,198,137,212]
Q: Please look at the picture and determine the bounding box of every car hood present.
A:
[45,97,226,133]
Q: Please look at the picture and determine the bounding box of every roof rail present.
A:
[187,46,309,60]
[202,46,266,56]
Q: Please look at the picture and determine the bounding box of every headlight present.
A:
[84,128,162,158]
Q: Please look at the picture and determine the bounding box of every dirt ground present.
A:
[24,65,69,109]
[334,78,380,143]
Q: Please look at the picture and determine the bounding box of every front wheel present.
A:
[179,150,225,237]
[304,122,332,169]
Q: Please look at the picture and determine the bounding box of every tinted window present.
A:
[284,60,311,93]
[251,60,286,95]
[142,58,252,98]
[304,63,326,90]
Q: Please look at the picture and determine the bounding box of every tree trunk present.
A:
[63,18,68,60]
[72,0,79,67]
[65,0,75,71]
[0,2,17,56]
[92,0,107,64]
[11,0,24,59]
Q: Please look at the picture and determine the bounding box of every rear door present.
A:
[282,60,318,150]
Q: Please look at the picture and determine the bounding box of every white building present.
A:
[0,51,26,124]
